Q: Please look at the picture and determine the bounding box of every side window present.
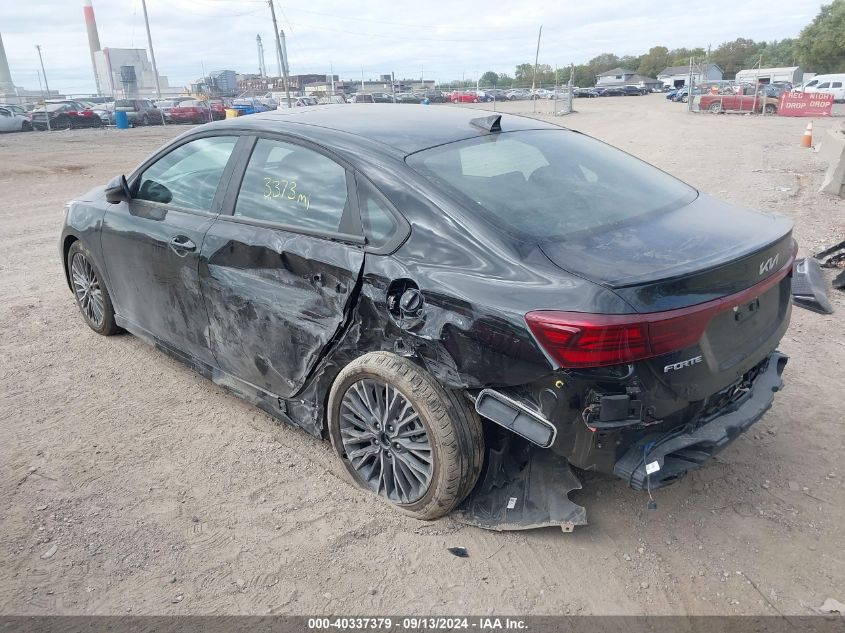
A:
[817,82,830,89]
[135,136,237,211]
[833,82,842,88]
[234,138,349,233]
[357,179,399,248]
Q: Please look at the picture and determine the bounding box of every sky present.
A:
[1,0,827,94]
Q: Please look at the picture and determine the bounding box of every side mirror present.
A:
[105,174,131,204]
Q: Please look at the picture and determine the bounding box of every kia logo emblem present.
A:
[759,253,779,276]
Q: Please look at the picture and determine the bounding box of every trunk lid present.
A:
[539,193,795,397]
[539,193,794,311]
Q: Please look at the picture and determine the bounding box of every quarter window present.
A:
[135,136,237,211]
[234,138,349,233]
[357,179,398,247]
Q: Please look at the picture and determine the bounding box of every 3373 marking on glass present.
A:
[263,177,311,210]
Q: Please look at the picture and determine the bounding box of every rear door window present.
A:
[135,136,238,211]
[234,138,350,234]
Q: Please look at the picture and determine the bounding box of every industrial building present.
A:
[658,63,723,88]
[595,68,660,90]
[93,48,174,97]
[734,66,804,85]
[84,0,174,97]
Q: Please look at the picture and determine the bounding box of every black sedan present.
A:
[61,106,794,529]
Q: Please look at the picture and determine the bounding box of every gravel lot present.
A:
[1,96,843,616]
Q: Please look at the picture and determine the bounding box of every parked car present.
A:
[395,92,422,104]
[665,88,679,100]
[420,90,445,103]
[60,106,795,528]
[506,89,531,100]
[169,100,215,124]
[623,85,645,96]
[156,99,186,122]
[699,85,780,114]
[348,93,375,104]
[0,104,31,131]
[484,89,508,101]
[450,90,479,103]
[231,99,271,115]
[31,101,103,130]
[112,99,164,126]
[796,73,845,101]
[318,95,347,105]
[574,88,599,98]
[601,87,625,96]
[545,89,571,100]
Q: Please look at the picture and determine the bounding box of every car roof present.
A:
[212,104,561,155]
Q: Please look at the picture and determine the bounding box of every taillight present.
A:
[525,311,710,368]
[525,242,795,368]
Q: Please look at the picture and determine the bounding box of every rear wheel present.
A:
[54,115,73,130]
[21,121,32,131]
[67,241,120,336]
[328,352,484,520]
[763,103,776,115]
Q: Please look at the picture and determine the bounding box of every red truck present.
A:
[699,85,779,114]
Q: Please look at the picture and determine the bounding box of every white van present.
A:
[798,73,845,101]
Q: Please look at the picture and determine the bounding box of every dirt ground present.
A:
[1,96,843,617]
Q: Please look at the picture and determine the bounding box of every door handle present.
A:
[169,235,196,255]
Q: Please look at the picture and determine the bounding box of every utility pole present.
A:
[391,71,396,102]
[35,63,51,132]
[531,25,542,91]
[361,67,364,91]
[35,45,50,94]
[140,0,162,101]
[268,0,291,108]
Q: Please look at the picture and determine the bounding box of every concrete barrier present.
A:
[819,121,845,197]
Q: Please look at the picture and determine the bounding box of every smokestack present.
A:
[0,33,14,94]
[83,0,103,95]
[256,34,266,78]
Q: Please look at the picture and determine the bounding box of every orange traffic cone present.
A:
[801,121,813,148]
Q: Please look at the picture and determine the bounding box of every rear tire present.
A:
[763,104,776,115]
[328,352,484,520]
[67,241,121,336]
[21,121,32,131]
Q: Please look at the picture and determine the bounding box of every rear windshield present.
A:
[407,129,696,240]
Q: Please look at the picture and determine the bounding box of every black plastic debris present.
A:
[815,239,845,268]
[447,547,469,558]
[791,258,834,314]
[834,269,845,291]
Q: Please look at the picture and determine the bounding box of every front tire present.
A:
[709,101,723,113]
[328,352,484,520]
[67,241,120,336]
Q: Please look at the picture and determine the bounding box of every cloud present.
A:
[2,0,823,93]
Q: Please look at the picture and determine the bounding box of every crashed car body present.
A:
[60,106,794,529]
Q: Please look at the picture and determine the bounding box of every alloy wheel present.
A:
[71,253,105,327]
[338,378,433,504]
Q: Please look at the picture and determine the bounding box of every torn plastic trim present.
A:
[791,257,834,314]
[613,351,787,491]
[474,389,557,448]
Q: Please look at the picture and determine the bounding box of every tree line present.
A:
[461,0,845,88]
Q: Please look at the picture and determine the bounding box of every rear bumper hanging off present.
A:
[613,351,788,490]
